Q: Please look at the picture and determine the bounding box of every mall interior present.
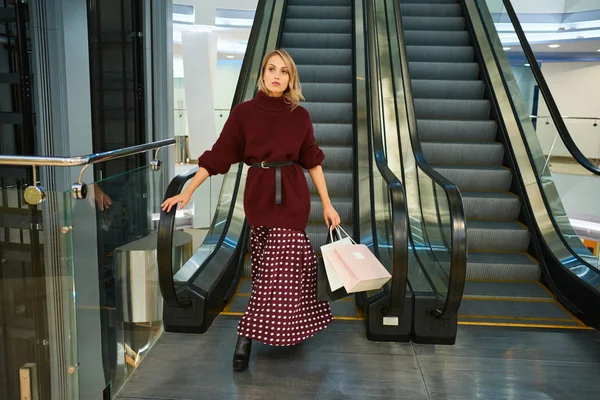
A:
[1,0,600,398]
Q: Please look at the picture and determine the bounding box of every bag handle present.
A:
[335,225,356,244]
[328,225,342,244]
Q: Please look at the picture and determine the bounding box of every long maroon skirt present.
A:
[237,227,333,346]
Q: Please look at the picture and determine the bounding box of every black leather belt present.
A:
[251,160,297,204]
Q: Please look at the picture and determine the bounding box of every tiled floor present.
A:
[117,317,600,400]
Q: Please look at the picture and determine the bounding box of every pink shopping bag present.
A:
[327,227,392,293]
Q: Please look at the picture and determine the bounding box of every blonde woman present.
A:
[162,49,340,371]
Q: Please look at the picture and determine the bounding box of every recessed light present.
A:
[597,49,600,52]
[548,44,560,48]
[524,63,531,67]
[227,55,235,59]
[503,47,511,51]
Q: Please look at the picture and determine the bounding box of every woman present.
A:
[161,49,340,372]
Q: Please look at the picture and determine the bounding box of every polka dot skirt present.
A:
[237,227,333,346]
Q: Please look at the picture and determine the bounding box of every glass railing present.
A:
[157,0,284,327]
[361,0,409,318]
[0,163,168,399]
[475,0,600,271]
[385,0,467,318]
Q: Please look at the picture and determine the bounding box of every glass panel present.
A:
[170,0,279,287]
[478,0,600,269]
[71,165,164,397]
[0,184,78,399]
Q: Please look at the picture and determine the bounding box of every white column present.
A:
[181,29,219,228]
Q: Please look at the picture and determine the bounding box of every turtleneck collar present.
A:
[252,90,291,112]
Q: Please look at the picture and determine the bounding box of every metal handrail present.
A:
[0,138,175,204]
[0,138,174,167]
[530,116,599,121]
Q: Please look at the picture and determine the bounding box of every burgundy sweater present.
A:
[198,90,324,231]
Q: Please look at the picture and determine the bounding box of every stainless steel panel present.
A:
[116,231,193,323]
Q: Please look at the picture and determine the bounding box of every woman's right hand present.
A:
[161,193,191,213]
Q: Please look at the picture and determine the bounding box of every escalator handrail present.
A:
[392,0,467,318]
[156,0,270,307]
[365,0,409,316]
[498,0,600,177]
[157,167,198,307]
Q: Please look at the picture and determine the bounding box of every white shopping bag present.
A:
[328,226,392,293]
[320,227,353,291]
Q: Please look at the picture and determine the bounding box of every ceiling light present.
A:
[597,49,600,52]
[503,47,511,51]
[548,44,560,48]
[524,63,531,67]
[227,55,235,59]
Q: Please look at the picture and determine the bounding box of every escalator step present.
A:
[417,119,497,142]
[307,171,353,197]
[309,196,353,224]
[320,145,354,171]
[462,192,521,221]
[414,99,491,120]
[400,3,462,17]
[422,142,504,166]
[286,5,352,20]
[288,0,352,6]
[281,33,352,49]
[313,123,354,146]
[433,165,512,191]
[409,61,479,80]
[283,18,352,34]
[297,65,353,83]
[466,252,541,282]
[286,48,352,66]
[404,30,470,46]
[407,45,474,63]
[411,79,485,100]
[467,220,530,252]
[302,83,353,103]
[464,281,549,299]
[303,102,353,124]
[402,16,465,31]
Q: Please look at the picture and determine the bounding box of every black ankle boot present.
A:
[233,336,252,371]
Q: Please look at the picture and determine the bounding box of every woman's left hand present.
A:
[323,204,341,230]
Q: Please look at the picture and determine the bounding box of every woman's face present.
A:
[263,55,289,97]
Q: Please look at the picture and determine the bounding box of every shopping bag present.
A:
[329,226,392,293]
[316,227,351,302]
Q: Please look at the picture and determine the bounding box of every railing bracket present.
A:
[72,182,88,199]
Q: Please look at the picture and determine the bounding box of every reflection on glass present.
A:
[0,185,76,398]
[479,0,600,268]
[71,165,166,396]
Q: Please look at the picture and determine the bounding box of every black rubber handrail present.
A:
[365,0,409,317]
[157,167,198,307]
[391,0,467,318]
[499,0,600,177]
[156,0,270,307]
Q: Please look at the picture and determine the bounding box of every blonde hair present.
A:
[257,49,304,110]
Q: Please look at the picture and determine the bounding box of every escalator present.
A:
[157,0,410,342]
[388,0,600,332]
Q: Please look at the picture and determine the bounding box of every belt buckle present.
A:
[261,161,268,169]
